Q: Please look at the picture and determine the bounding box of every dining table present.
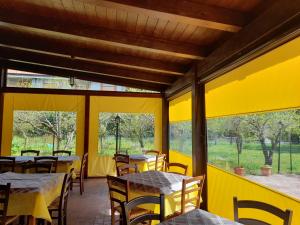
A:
[0,171,65,225]
[129,154,156,172]
[119,170,195,216]
[158,208,243,225]
[13,155,81,173]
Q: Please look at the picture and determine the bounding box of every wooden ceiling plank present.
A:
[0,26,188,74]
[82,0,247,32]
[2,60,166,92]
[0,8,207,59]
[0,46,177,85]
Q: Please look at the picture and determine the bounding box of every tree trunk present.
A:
[138,136,144,148]
[259,138,273,165]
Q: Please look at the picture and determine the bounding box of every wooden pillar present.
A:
[83,94,90,178]
[192,69,208,210]
[0,68,6,155]
[162,95,169,162]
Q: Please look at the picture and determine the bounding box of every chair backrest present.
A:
[53,150,71,156]
[114,154,129,176]
[58,169,74,222]
[155,154,166,171]
[34,156,58,173]
[233,197,293,225]
[144,150,160,156]
[117,163,139,176]
[21,150,40,156]
[79,153,88,178]
[22,162,53,173]
[0,183,11,225]
[121,194,165,225]
[166,162,188,175]
[107,175,129,209]
[0,157,15,173]
[147,154,165,171]
[181,175,205,214]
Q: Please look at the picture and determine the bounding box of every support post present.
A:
[0,68,6,155]
[83,94,90,178]
[162,95,169,162]
[192,69,208,210]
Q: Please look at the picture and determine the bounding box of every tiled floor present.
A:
[68,178,112,225]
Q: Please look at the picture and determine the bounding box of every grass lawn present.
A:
[171,139,300,175]
[11,135,76,156]
[208,140,300,175]
[98,136,154,156]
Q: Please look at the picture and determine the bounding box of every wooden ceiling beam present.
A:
[166,0,300,98]
[85,0,247,32]
[0,46,176,85]
[2,60,166,92]
[0,8,208,59]
[0,24,188,75]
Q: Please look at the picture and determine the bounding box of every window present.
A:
[169,121,192,156]
[12,111,76,156]
[207,109,300,199]
[98,113,155,156]
[7,69,158,93]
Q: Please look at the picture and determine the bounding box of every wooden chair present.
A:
[147,154,166,171]
[22,162,53,173]
[144,150,160,155]
[21,150,40,156]
[233,197,293,225]
[53,150,71,156]
[48,169,74,225]
[117,163,139,176]
[166,162,188,175]
[107,175,149,225]
[155,154,166,171]
[121,194,165,225]
[34,156,58,173]
[114,154,130,176]
[0,157,15,173]
[71,153,88,195]
[167,175,205,218]
[0,183,19,225]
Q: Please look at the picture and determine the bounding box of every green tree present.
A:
[245,111,294,165]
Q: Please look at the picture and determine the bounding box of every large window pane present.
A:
[207,109,300,199]
[169,121,192,156]
[98,113,155,156]
[12,111,76,155]
[7,69,158,93]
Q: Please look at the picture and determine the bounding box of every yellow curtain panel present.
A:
[88,96,162,177]
[1,93,85,156]
[208,165,300,225]
[206,37,300,118]
[205,37,300,225]
[169,92,192,122]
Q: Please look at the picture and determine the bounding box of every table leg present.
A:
[28,216,36,225]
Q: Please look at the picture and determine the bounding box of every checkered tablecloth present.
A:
[14,155,80,164]
[120,171,190,195]
[129,154,156,162]
[159,209,243,225]
[0,172,65,194]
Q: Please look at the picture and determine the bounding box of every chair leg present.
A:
[80,179,83,195]
[63,214,67,225]
[111,207,115,225]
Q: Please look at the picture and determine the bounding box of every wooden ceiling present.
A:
[0,0,287,91]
